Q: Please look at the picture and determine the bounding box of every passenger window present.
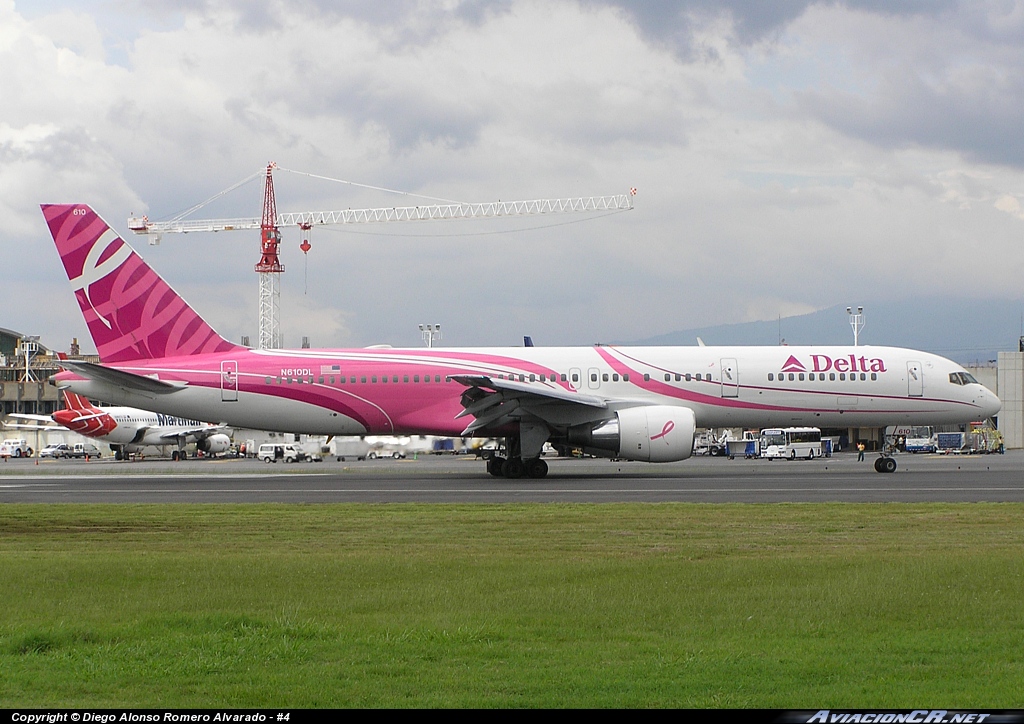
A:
[644,374,650,381]
[685,373,692,382]
[529,374,536,382]
[768,373,774,381]
[393,376,399,383]
[839,373,845,381]
[871,373,877,381]
[403,376,409,383]
[860,373,866,381]
[664,373,671,382]
[798,373,805,381]
[829,373,835,381]
[623,374,630,382]
[572,373,579,382]
[435,376,441,383]
[788,373,794,381]
[372,376,378,383]
[561,374,567,382]
[591,373,598,382]
[414,375,420,382]
[602,373,609,382]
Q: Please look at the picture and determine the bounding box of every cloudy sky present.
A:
[4,0,1024,352]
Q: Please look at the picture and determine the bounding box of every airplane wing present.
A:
[448,375,611,434]
[59,360,187,394]
[154,425,229,442]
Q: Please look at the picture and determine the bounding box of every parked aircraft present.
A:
[9,390,231,460]
[41,204,1000,477]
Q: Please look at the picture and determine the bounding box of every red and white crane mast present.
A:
[254,163,285,349]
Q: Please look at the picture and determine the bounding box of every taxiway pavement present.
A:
[0,451,1020,503]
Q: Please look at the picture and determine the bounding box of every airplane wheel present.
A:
[502,457,524,479]
[525,458,548,479]
[114,450,123,461]
[873,457,884,473]
[487,456,506,477]
[882,457,897,473]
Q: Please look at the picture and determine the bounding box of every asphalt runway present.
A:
[0,450,1020,503]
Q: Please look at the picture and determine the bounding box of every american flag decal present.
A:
[320,364,341,374]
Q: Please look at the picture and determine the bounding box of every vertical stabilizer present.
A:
[61,390,98,412]
[41,204,243,363]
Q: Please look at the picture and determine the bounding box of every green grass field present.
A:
[1,503,1022,707]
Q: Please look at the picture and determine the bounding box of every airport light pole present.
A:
[419,324,442,348]
[847,306,864,346]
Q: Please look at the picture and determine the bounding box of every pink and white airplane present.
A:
[41,204,1000,477]
[10,390,231,460]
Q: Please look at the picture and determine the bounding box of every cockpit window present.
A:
[949,372,962,385]
[948,371,979,386]
[962,372,978,385]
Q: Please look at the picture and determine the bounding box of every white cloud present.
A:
[3,0,1024,353]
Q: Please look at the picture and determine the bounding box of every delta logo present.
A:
[781,354,887,374]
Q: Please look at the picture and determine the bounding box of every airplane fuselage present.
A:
[58,344,1000,437]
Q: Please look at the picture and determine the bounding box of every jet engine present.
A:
[567,405,696,462]
[196,434,231,455]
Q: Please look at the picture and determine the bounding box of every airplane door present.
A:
[569,367,582,391]
[221,361,238,402]
[587,367,601,390]
[720,358,739,398]
[907,361,923,397]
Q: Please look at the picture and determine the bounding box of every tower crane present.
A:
[127,163,635,350]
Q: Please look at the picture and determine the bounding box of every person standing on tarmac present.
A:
[857,442,866,461]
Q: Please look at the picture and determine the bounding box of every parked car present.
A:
[39,443,72,459]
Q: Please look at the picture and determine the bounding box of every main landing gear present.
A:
[484,435,549,479]
[873,455,897,473]
[487,455,548,479]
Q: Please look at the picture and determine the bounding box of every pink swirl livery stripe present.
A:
[42,204,243,364]
[601,346,971,414]
[595,345,822,413]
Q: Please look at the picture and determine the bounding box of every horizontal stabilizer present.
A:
[60,360,186,394]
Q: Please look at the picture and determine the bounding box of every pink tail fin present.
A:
[41,204,243,363]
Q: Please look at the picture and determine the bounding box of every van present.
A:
[257,443,300,463]
[70,443,102,459]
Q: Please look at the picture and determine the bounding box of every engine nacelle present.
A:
[567,405,696,462]
[196,433,231,454]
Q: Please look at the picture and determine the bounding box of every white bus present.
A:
[760,427,822,460]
